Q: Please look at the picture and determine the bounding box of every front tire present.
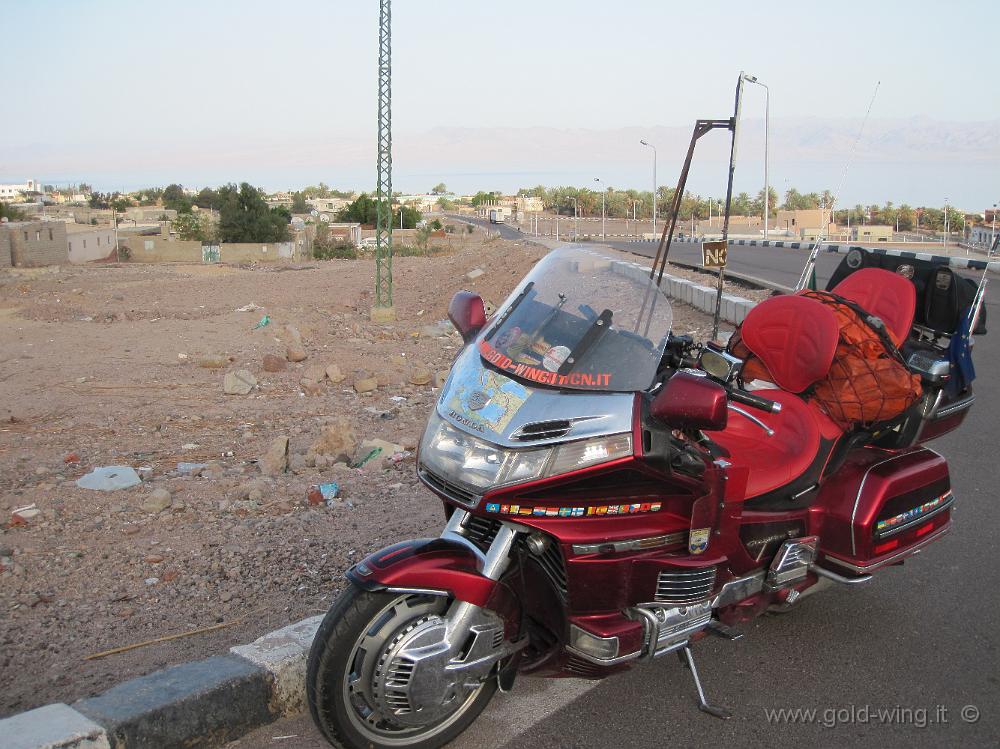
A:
[307,585,498,749]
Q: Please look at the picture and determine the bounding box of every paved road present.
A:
[234,241,1000,749]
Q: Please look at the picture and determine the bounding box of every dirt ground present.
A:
[0,234,723,716]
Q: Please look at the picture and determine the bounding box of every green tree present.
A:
[337,194,379,224]
[436,196,456,211]
[88,192,109,209]
[415,224,433,250]
[194,187,220,210]
[110,194,130,213]
[291,191,309,214]
[216,183,291,243]
[0,202,26,221]
[431,183,447,195]
[395,205,421,229]
[163,183,192,213]
[470,191,501,207]
[173,211,211,241]
[897,205,915,231]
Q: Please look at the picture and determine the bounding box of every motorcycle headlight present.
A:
[418,411,632,497]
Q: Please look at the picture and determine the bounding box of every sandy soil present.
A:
[0,234,720,716]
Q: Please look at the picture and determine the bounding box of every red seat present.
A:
[715,295,843,500]
[831,268,915,346]
[706,390,842,499]
[739,295,840,393]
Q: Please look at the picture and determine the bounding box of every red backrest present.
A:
[740,295,840,393]
[831,268,915,347]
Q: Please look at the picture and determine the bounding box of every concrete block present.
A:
[75,655,275,749]
[231,615,323,714]
[0,704,109,749]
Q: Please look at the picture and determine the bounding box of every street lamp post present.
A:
[992,203,997,253]
[567,197,578,240]
[742,74,770,239]
[943,198,949,248]
[594,178,605,240]
[640,139,657,237]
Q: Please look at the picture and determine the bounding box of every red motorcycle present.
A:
[306,244,987,749]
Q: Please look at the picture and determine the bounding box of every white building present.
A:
[0,179,38,202]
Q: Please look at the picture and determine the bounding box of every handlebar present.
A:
[727,387,782,414]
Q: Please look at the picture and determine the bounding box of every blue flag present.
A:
[947,308,976,394]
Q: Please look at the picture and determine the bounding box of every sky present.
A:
[1,0,997,208]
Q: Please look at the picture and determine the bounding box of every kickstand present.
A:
[679,646,731,719]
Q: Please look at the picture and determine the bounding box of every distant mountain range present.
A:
[5,117,996,206]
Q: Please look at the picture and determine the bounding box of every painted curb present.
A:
[608,256,754,325]
[0,618,324,749]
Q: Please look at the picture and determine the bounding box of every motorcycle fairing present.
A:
[347,538,522,637]
[439,345,634,449]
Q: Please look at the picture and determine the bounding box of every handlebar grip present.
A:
[728,387,782,414]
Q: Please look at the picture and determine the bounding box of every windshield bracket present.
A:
[557,308,613,376]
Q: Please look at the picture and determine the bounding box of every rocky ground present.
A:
[0,233,724,716]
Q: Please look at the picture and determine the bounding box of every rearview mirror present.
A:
[448,291,487,343]
[651,371,728,431]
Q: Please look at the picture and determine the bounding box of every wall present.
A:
[0,229,11,267]
[67,227,117,263]
[1,221,69,266]
[124,235,294,263]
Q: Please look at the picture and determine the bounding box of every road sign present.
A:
[702,240,728,268]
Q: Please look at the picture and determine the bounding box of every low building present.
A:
[307,197,350,216]
[968,224,995,248]
[66,223,117,263]
[0,179,38,202]
[125,207,177,222]
[516,196,544,213]
[0,220,68,267]
[850,225,893,243]
[775,208,836,240]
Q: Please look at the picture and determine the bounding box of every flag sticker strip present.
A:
[484,502,662,517]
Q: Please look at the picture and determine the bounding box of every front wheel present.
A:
[307,585,498,749]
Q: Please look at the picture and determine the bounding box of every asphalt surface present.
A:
[233,238,1000,749]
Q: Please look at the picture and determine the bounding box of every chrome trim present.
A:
[850,453,910,556]
[711,571,765,608]
[874,492,954,539]
[727,404,774,436]
[440,509,488,566]
[825,523,951,573]
[809,566,872,585]
[632,601,713,660]
[385,587,450,597]
[933,395,975,419]
[765,536,819,590]
[565,645,642,666]
[571,530,687,556]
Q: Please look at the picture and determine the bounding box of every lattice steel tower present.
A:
[374,0,393,312]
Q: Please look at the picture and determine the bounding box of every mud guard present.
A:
[346,538,522,638]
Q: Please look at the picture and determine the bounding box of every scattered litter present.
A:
[253,315,271,329]
[177,353,189,360]
[389,451,413,465]
[351,447,382,468]
[221,450,234,458]
[84,619,243,660]
[63,452,80,464]
[389,396,407,403]
[181,443,200,450]
[76,466,142,491]
[307,482,341,507]
[235,303,262,312]
[176,462,208,476]
[144,577,159,586]
[12,503,41,523]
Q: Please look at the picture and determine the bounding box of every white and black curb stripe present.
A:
[631,237,1000,273]
[606,257,754,325]
[0,617,325,749]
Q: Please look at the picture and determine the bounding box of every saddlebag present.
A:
[815,446,953,575]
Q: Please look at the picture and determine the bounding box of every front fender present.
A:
[346,538,521,637]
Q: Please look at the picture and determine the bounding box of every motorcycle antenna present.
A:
[795,80,881,291]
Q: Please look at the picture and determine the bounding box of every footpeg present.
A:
[679,646,731,719]
[706,620,743,641]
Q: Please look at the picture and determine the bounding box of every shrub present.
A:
[313,243,358,260]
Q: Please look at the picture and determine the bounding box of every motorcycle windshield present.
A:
[479,246,672,392]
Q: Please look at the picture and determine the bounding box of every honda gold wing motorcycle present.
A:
[306,243,987,749]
